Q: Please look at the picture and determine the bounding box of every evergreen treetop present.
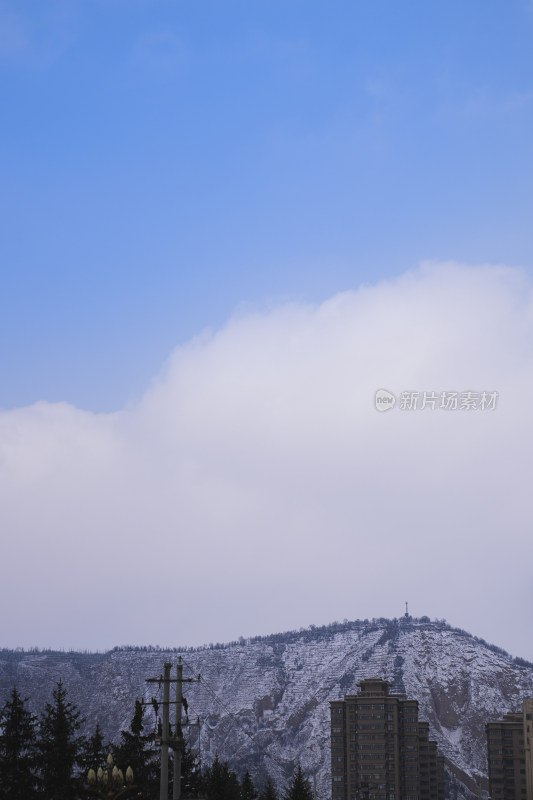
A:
[0,686,39,800]
[283,764,313,800]
[203,752,241,800]
[241,769,258,800]
[37,680,84,800]
[78,720,108,776]
[113,698,158,799]
[259,777,279,800]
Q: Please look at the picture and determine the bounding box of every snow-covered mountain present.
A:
[2,617,532,798]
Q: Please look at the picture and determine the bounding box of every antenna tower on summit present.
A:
[405,601,409,618]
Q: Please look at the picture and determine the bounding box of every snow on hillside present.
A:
[1,618,532,799]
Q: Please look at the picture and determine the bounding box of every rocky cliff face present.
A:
[2,618,532,798]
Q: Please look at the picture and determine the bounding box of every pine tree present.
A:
[283,765,313,800]
[259,777,279,800]
[241,770,257,800]
[203,752,241,800]
[0,687,39,800]
[113,699,158,799]
[37,680,84,800]
[180,740,203,798]
[78,721,108,776]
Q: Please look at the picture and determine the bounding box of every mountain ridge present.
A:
[2,617,532,799]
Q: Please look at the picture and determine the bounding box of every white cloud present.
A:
[1,262,533,656]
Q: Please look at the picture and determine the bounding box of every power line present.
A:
[179,656,308,778]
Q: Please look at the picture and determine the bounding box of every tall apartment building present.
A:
[330,678,445,800]
[486,699,533,800]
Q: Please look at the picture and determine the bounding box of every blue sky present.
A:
[2,0,533,411]
[2,1,533,656]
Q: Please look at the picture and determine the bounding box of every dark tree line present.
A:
[0,683,314,800]
[0,683,159,799]
[202,756,313,800]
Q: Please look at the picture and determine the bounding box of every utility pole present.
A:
[161,662,171,800]
[173,659,183,800]
[146,661,201,800]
